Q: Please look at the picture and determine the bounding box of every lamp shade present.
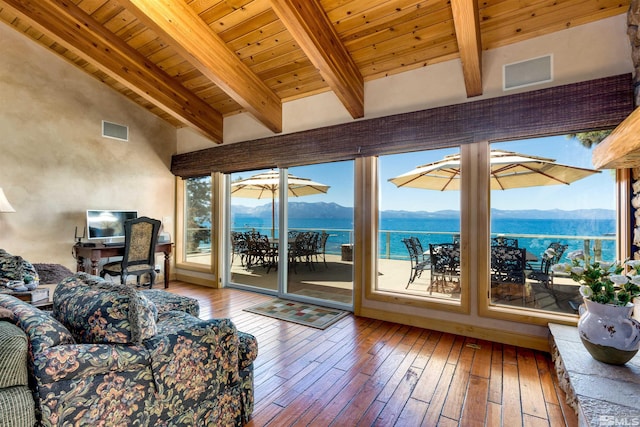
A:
[0,188,15,213]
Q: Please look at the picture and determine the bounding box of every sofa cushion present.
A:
[54,273,158,344]
[140,289,200,317]
[0,321,28,388]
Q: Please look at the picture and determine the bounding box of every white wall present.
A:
[0,23,177,272]
[178,14,632,152]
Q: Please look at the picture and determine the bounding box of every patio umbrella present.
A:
[388,150,600,191]
[231,170,330,237]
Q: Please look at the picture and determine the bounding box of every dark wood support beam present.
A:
[121,0,283,134]
[270,0,364,118]
[2,0,224,143]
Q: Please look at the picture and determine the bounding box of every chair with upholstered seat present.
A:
[100,217,161,288]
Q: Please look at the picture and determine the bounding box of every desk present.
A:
[73,242,173,289]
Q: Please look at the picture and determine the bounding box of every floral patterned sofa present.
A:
[0,272,258,426]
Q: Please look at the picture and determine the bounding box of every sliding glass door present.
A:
[228,168,277,292]
[227,164,354,308]
[285,162,354,307]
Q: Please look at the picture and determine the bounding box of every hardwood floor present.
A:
[167,281,578,427]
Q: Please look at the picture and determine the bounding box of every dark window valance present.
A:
[171,74,633,178]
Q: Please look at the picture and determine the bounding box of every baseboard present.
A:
[359,306,550,352]
[175,272,217,288]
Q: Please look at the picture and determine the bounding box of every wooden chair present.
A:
[100,216,161,288]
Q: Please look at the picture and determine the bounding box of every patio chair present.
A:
[245,233,277,273]
[428,243,460,294]
[402,238,430,288]
[289,231,316,273]
[527,242,568,288]
[491,236,518,247]
[490,245,528,303]
[230,231,248,266]
[313,231,329,268]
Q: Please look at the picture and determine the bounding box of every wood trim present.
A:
[358,306,551,352]
[171,74,634,177]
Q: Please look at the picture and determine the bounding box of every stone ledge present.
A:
[549,323,640,426]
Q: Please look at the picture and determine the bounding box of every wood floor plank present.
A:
[489,342,504,404]
[441,338,476,420]
[411,332,455,402]
[502,362,524,427]
[459,375,490,427]
[486,401,502,426]
[518,348,547,419]
[165,282,578,427]
[421,361,457,426]
[535,351,560,406]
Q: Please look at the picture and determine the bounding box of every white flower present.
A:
[571,266,585,275]
[543,248,556,259]
[627,260,640,271]
[599,261,614,270]
[610,274,629,285]
[567,250,584,261]
[579,285,593,298]
[630,275,640,285]
[551,263,571,273]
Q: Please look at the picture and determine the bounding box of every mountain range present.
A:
[232,202,615,220]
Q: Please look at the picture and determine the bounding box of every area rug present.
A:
[244,299,349,329]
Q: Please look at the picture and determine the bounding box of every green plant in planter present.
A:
[551,251,640,306]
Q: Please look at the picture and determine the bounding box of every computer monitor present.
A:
[86,210,138,240]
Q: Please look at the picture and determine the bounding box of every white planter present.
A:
[578,298,640,365]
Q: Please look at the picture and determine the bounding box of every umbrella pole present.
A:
[271,192,275,239]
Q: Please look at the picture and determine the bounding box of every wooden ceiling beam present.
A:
[270,0,364,119]
[119,0,283,134]
[451,0,483,97]
[1,0,225,143]
[592,107,640,169]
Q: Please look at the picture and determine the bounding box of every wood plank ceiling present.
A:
[0,0,629,144]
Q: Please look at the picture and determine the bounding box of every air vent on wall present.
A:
[102,120,129,141]
[503,55,553,91]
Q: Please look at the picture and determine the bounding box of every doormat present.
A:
[244,299,349,329]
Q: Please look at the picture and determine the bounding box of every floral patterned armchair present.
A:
[0,273,258,426]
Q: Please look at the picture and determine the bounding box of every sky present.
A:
[230,134,616,212]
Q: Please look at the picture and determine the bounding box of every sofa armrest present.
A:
[0,294,74,354]
[238,331,258,371]
[33,344,150,384]
[145,312,241,407]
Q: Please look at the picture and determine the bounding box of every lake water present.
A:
[232,217,616,262]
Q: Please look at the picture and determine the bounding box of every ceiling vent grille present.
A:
[102,120,129,141]
[503,55,553,91]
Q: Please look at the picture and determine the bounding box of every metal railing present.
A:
[187,226,616,263]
